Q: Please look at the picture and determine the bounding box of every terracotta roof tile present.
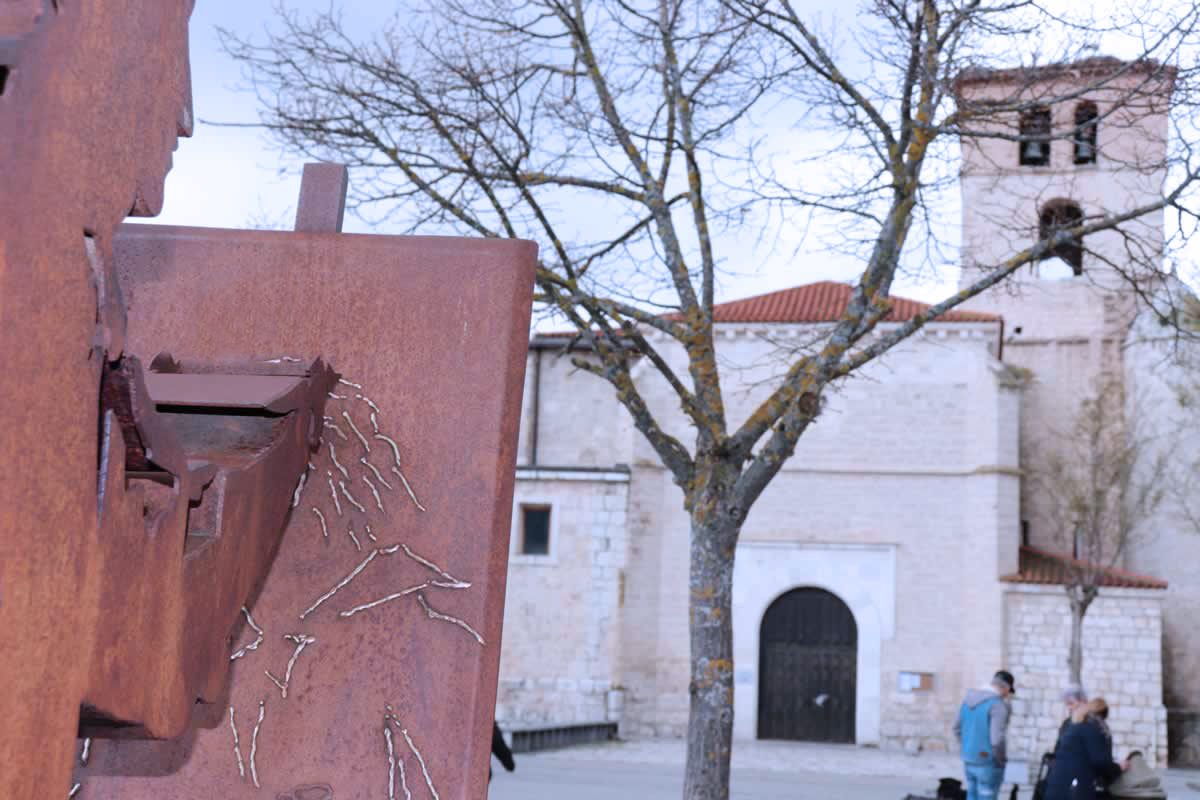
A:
[1000,546,1167,590]
[705,281,999,324]
[531,281,999,344]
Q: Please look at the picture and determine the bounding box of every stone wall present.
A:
[1123,315,1200,725]
[495,470,630,729]
[507,322,1027,747]
[617,327,1022,745]
[1003,585,1167,767]
[1000,337,1127,555]
[618,462,691,738]
[517,349,633,468]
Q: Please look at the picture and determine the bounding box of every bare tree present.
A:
[221,2,1200,797]
[1031,373,1170,685]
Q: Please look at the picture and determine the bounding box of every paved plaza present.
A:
[487,739,1200,800]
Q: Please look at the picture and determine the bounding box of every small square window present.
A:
[520,505,551,555]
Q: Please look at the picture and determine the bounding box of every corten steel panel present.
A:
[76,224,536,799]
[293,163,350,233]
[0,2,195,798]
[142,372,318,411]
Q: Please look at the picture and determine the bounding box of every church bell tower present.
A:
[955,56,1175,345]
[953,56,1176,550]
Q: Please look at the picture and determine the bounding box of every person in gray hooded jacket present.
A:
[953,671,1015,800]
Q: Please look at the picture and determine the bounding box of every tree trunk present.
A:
[1068,597,1084,686]
[1066,585,1096,686]
[682,489,741,800]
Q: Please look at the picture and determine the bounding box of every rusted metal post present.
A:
[294,163,349,233]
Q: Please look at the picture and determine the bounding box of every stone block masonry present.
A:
[1004,585,1167,767]
[496,470,631,731]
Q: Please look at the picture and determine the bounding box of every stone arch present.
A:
[1038,198,1085,276]
[732,542,894,744]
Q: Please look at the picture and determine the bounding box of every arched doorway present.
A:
[757,587,857,743]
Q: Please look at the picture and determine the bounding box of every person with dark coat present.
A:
[490,722,515,782]
[1043,698,1126,800]
[1054,685,1089,754]
[1035,685,1092,800]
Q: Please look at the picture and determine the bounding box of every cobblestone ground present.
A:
[487,738,1200,800]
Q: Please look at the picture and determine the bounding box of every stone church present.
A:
[494,56,1200,767]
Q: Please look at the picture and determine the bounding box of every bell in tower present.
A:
[1021,138,1047,164]
[1018,106,1052,166]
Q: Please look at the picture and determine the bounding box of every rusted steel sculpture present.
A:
[0,2,202,796]
[87,353,338,741]
[0,3,535,799]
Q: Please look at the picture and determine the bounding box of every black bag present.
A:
[938,778,967,800]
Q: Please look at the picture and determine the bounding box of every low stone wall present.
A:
[495,678,623,728]
[1003,585,1167,767]
[880,688,958,754]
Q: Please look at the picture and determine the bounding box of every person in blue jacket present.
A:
[1043,698,1127,800]
[953,670,1015,800]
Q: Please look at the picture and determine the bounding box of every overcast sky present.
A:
[152,0,1191,308]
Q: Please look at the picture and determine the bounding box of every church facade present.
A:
[494,57,1198,767]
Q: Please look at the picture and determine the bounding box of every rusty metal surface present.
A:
[1,3,535,797]
[78,222,536,798]
[294,163,350,233]
[144,372,318,412]
[84,357,338,739]
[0,2,196,797]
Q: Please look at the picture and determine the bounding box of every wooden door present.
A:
[757,587,857,743]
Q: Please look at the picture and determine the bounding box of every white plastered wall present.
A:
[731,541,896,744]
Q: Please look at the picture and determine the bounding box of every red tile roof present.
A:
[531,281,998,344]
[705,281,999,324]
[1000,546,1167,590]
